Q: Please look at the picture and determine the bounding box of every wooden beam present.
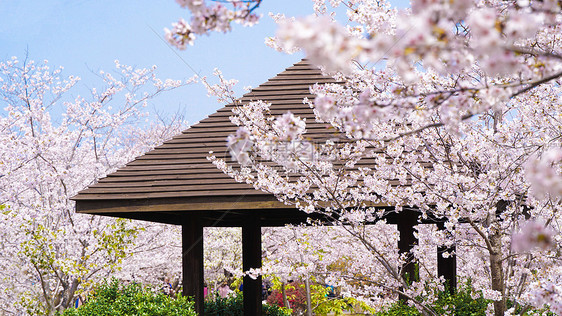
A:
[182,213,204,314]
[437,222,457,294]
[242,214,262,315]
[74,196,295,214]
[397,210,419,301]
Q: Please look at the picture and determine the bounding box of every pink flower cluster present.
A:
[166,0,261,49]
[273,111,306,141]
[226,127,253,165]
[526,282,562,315]
[526,148,562,200]
[276,15,367,74]
[0,57,191,314]
[511,220,556,253]
[194,0,562,314]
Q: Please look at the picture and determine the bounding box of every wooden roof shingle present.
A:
[72,60,346,225]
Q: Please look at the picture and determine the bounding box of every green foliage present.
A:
[403,263,420,286]
[204,292,291,316]
[506,299,556,316]
[375,301,421,316]
[309,283,375,315]
[19,293,50,316]
[364,282,556,316]
[60,278,195,316]
[18,218,139,314]
[267,277,374,315]
[92,218,140,269]
[267,279,308,312]
[429,284,491,316]
[375,284,490,316]
[204,292,243,316]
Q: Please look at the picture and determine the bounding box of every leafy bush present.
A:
[375,301,421,316]
[205,291,290,316]
[375,284,490,316]
[60,279,195,316]
[309,283,375,315]
[266,278,374,315]
[506,300,556,316]
[266,281,307,312]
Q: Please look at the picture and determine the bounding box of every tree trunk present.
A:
[489,225,505,316]
[281,282,289,309]
[304,278,312,316]
[60,278,80,310]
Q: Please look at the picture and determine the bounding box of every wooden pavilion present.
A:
[72,60,456,315]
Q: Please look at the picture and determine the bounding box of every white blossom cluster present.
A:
[166,0,261,49]
[0,58,192,314]
[176,0,562,313]
[512,220,556,253]
[526,148,562,200]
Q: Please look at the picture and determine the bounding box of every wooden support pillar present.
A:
[242,215,262,315]
[397,210,418,301]
[182,213,204,315]
[437,221,457,294]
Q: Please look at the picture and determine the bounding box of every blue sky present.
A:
[1,0,408,124]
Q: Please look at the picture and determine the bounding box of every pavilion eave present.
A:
[73,195,337,226]
[74,194,292,213]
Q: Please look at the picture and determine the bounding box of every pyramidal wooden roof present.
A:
[72,60,345,225]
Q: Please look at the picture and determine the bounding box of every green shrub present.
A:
[506,299,556,316]
[60,278,195,316]
[375,284,490,316]
[266,280,374,315]
[430,284,491,316]
[375,283,558,316]
[375,301,421,316]
[204,292,291,316]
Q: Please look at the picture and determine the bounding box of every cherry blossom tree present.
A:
[0,57,193,315]
[171,0,562,315]
[166,0,262,49]
[204,227,242,289]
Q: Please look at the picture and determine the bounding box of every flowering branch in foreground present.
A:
[166,0,261,48]
[177,0,562,314]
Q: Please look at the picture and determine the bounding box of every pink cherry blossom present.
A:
[512,220,556,253]
[177,0,562,314]
[0,57,192,314]
[166,0,261,49]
